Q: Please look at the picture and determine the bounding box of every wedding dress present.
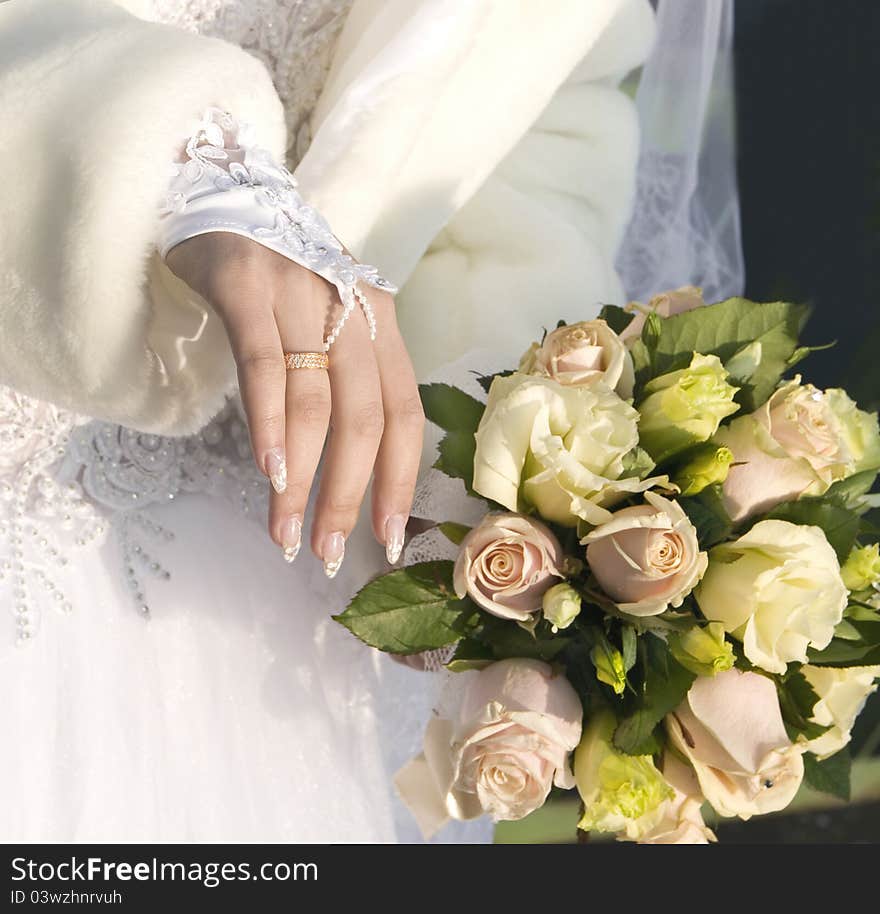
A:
[0,0,740,842]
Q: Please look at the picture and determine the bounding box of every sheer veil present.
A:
[617,0,743,302]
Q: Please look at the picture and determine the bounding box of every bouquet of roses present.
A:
[335,287,880,843]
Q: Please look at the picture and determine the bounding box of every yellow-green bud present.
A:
[669,622,735,677]
[542,582,582,632]
[590,635,627,695]
[637,354,740,463]
[841,543,880,593]
[575,711,673,839]
[673,444,735,497]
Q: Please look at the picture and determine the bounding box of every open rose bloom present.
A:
[339,288,880,844]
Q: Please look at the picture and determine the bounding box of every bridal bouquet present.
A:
[335,287,880,843]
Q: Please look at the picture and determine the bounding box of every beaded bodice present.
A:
[1,1,354,645]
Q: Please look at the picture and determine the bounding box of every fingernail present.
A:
[281,516,302,563]
[385,514,407,565]
[322,532,345,579]
[264,448,287,494]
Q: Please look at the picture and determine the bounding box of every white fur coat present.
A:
[0,0,653,434]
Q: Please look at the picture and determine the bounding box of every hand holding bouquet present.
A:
[336,288,880,843]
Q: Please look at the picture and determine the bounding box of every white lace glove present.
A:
[159,109,397,350]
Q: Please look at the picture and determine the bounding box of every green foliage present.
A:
[333,562,473,653]
[678,484,734,547]
[777,670,828,742]
[597,304,635,336]
[613,635,696,756]
[803,749,852,802]
[807,619,880,666]
[629,297,810,410]
[474,615,568,663]
[822,470,880,515]
[419,383,486,492]
[437,521,471,546]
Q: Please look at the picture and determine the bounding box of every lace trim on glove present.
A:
[159,108,396,349]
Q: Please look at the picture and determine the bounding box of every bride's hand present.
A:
[166,232,424,576]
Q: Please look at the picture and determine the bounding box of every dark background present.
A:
[736,0,880,409]
[729,0,879,841]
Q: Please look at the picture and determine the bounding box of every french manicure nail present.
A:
[385,514,407,565]
[265,447,287,494]
[322,532,345,579]
[281,516,302,563]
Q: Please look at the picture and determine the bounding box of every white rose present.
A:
[519,320,634,397]
[394,659,582,837]
[802,664,880,760]
[695,519,848,674]
[473,373,663,527]
[666,669,804,819]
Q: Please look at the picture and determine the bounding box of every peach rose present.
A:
[716,378,870,522]
[519,320,634,397]
[666,669,804,820]
[620,285,706,344]
[582,491,707,616]
[453,514,564,622]
[394,659,583,836]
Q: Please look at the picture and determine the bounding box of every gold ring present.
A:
[284,351,329,371]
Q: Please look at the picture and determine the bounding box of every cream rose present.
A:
[802,664,880,760]
[473,373,664,527]
[394,659,582,836]
[716,379,878,522]
[638,753,716,845]
[453,514,563,622]
[582,491,707,617]
[695,520,848,674]
[519,320,634,397]
[620,285,706,344]
[666,669,804,819]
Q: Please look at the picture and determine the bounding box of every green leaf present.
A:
[613,638,695,755]
[333,561,471,653]
[475,369,515,395]
[474,615,568,663]
[446,638,494,672]
[803,749,851,802]
[777,670,828,741]
[807,619,880,666]
[419,383,485,433]
[822,470,880,514]
[630,297,810,409]
[621,625,638,674]
[434,431,477,491]
[438,522,471,546]
[765,499,860,563]
[678,484,734,547]
[598,304,635,336]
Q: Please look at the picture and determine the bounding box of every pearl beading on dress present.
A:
[160,109,395,351]
[0,392,268,644]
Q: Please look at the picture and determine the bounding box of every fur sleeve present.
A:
[0,0,286,434]
[295,0,655,376]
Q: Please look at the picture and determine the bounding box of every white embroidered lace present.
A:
[160,108,395,349]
